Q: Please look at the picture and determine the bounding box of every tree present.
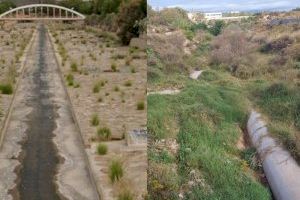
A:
[209,20,225,36]
[0,0,16,14]
[117,0,146,44]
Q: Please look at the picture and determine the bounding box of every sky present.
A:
[148,0,300,12]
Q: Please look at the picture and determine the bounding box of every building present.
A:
[204,12,223,20]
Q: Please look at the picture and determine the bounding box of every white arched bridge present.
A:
[0,4,85,21]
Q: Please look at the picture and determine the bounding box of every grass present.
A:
[111,63,118,72]
[131,67,136,73]
[109,159,123,183]
[93,83,101,93]
[70,62,78,72]
[124,80,132,87]
[91,114,100,126]
[137,101,145,110]
[118,190,133,200]
[97,143,108,155]
[250,81,300,161]
[97,127,111,140]
[66,74,74,86]
[0,84,13,94]
[148,80,271,199]
[114,86,120,92]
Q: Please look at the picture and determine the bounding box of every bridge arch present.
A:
[0,4,85,21]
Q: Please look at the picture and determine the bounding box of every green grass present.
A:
[66,74,74,86]
[111,63,118,72]
[97,143,108,155]
[70,62,78,72]
[124,80,132,87]
[250,82,300,161]
[148,80,271,200]
[118,190,133,200]
[109,159,123,183]
[0,84,13,94]
[137,101,145,110]
[97,127,111,140]
[91,114,100,126]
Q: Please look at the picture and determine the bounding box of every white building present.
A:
[204,12,223,20]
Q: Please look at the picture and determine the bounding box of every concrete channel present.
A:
[0,24,99,200]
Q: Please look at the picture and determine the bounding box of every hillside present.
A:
[148,7,299,200]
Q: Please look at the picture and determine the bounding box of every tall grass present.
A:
[109,159,123,183]
[148,81,271,199]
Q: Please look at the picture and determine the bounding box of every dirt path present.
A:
[0,24,98,200]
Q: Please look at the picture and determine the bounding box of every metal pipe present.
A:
[247,110,300,200]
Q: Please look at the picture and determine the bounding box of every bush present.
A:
[118,190,133,200]
[124,80,132,87]
[137,101,145,110]
[211,26,253,72]
[66,74,74,86]
[70,62,78,72]
[97,127,111,140]
[97,143,108,155]
[0,83,13,94]
[209,20,225,36]
[111,63,117,72]
[0,0,16,14]
[117,0,147,44]
[261,36,293,53]
[109,159,123,183]
[93,82,101,93]
[91,114,100,126]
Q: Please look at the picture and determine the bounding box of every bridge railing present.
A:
[0,4,85,21]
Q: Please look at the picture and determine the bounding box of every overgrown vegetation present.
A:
[109,159,123,183]
[58,0,147,45]
[147,6,300,199]
[97,143,108,155]
[97,127,111,140]
[0,83,13,94]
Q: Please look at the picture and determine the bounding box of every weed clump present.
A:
[97,127,111,140]
[70,62,78,72]
[91,114,100,126]
[111,63,118,72]
[66,74,74,86]
[0,84,13,94]
[137,101,145,110]
[124,80,132,87]
[97,143,108,155]
[109,159,123,183]
[118,190,133,200]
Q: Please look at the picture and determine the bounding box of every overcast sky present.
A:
[148,0,300,12]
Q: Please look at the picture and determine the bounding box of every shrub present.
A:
[118,190,133,200]
[97,143,108,155]
[114,86,120,92]
[211,26,253,72]
[261,36,293,53]
[97,127,111,140]
[124,80,132,87]
[137,101,145,110]
[111,63,118,72]
[93,82,101,93]
[0,83,13,94]
[66,74,74,86]
[109,159,123,183]
[117,0,147,44]
[209,20,225,36]
[91,114,100,126]
[131,67,136,73]
[70,62,78,72]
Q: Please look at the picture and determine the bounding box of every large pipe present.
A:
[247,110,300,200]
